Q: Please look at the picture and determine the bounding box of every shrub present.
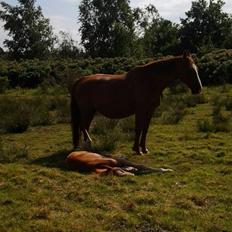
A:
[119,116,135,141]
[224,96,232,111]
[197,95,231,133]
[154,90,188,124]
[91,117,121,152]
[197,118,230,133]
[183,94,207,107]
[0,138,28,163]
[0,97,31,133]
[197,119,215,132]
[159,103,187,124]
[198,49,232,85]
[29,97,53,126]
[0,76,9,93]
[52,96,70,123]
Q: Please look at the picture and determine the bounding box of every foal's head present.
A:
[177,52,202,94]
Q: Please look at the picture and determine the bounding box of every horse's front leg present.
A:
[139,115,152,154]
[139,106,155,154]
[133,112,144,155]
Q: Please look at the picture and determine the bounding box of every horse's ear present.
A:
[183,51,191,59]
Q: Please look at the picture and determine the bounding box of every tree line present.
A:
[0,0,231,60]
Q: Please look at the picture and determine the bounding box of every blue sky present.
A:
[1,0,232,48]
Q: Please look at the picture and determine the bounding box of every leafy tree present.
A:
[0,47,4,56]
[56,31,83,58]
[133,4,160,37]
[0,0,55,59]
[143,19,180,56]
[180,0,232,52]
[133,4,180,56]
[79,0,136,57]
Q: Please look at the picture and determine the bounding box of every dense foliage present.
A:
[180,0,232,52]
[79,0,135,57]
[1,0,231,59]
[0,49,231,89]
[0,0,55,59]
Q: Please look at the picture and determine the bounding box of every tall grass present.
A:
[154,85,206,124]
[0,97,31,133]
[197,94,231,132]
[0,137,28,163]
[0,95,70,133]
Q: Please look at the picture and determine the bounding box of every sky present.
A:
[0,0,232,48]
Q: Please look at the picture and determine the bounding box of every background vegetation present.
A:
[0,85,232,231]
[0,0,232,231]
[0,0,232,59]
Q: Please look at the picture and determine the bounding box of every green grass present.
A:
[0,86,232,232]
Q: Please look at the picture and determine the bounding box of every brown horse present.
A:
[71,52,202,155]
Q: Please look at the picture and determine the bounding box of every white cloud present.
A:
[131,0,232,22]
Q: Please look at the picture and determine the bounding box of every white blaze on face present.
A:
[192,64,203,89]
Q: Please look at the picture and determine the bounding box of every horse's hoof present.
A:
[142,148,149,154]
[136,151,144,156]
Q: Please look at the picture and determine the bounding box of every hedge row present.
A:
[0,49,232,88]
[197,49,232,85]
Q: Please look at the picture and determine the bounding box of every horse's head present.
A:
[178,52,202,94]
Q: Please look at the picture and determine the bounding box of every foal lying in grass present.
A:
[66,151,173,176]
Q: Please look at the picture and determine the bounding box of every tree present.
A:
[180,0,232,52]
[56,31,82,58]
[0,47,4,56]
[133,4,160,37]
[79,0,136,57]
[143,19,180,56]
[134,4,180,57]
[0,0,55,59]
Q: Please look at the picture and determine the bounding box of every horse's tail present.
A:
[70,79,82,150]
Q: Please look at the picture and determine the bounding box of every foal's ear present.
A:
[183,51,191,59]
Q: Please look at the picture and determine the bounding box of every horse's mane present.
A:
[126,56,183,78]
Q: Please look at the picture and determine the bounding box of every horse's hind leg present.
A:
[71,98,81,150]
[80,109,95,146]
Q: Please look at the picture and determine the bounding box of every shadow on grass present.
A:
[31,149,71,170]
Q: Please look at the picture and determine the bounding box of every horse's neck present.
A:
[146,59,178,91]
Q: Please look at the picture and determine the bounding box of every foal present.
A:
[66,151,173,176]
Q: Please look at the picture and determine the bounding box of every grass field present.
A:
[0,86,232,232]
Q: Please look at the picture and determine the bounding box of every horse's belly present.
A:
[97,103,134,119]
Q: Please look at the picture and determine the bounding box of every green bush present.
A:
[159,103,187,124]
[0,138,28,163]
[197,94,231,133]
[197,49,232,85]
[0,49,232,90]
[0,76,9,93]
[0,97,31,133]
[29,97,53,126]
[197,119,215,132]
[91,117,121,152]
